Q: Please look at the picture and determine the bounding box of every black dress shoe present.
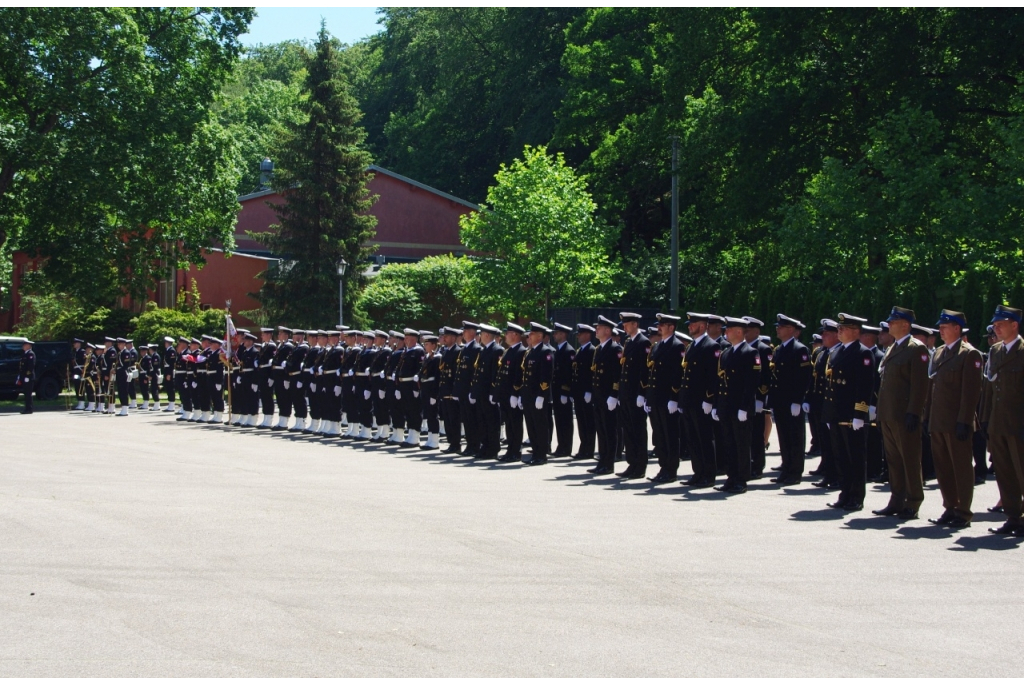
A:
[770,465,783,471]
[826,500,849,509]
[974,476,986,485]
[929,511,955,525]
[649,473,677,484]
[588,466,613,475]
[989,521,1019,535]
[872,506,900,516]
[779,477,800,486]
[947,516,971,529]
[749,471,765,480]
[841,502,863,512]
[442,445,460,454]
[897,508,919,520]
[988,505,1005,514]
[808,468,823,476]
[724,483,747,494]
[570,453,592,460]
[618,471,645,480]
[688,478,715,489]
[527,457,547,466]
[496,455,517,463]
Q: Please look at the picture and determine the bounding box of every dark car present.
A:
[0,337,74,402]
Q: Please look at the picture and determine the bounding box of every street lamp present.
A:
[337,259,348,326]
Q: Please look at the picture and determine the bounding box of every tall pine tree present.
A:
[253,23,377,326]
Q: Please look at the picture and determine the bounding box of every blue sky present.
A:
[242,7,383,47]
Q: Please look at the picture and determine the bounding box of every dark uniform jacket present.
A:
[716,341,761,416]
[472,340,501,401]
[18,348,35,384]
[590,339,622,401]
[163,345,178,382]
[521,343,554,403]
[572,342,595,399]
[285,342,308,384]
[619,333,650,400]
[453,339,482,399]
[983,336,1024,436]
[552,342,576,401]
[680,333,721,410]
[767,338,813,410]
[644,334,685,405]
[496,342,526,403]
[877,336,930,422]
[927,339,983,432]
[420,351,441,401]
[822,341,874,423]
[398,344,424,382]
[439,344,460,399]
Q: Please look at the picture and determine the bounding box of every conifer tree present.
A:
[253,23,377,326]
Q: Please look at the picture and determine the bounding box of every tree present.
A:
[0,8,253,305]
[459,145,619,320]
[356,255,477,330]
[252,24,377,328]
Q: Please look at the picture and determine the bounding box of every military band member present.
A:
[137,344,153,409]
[822,313,875,512]
[680,313,721,487]
[768,314,813,485]
[126,339,139,409]
[646,313,685,483]
[618,312,651,479]
[743,317,774,478]
[84,343,100,411]
[925,310,982,528]
[17,339,36,414]
[873,307,930,519]
[588,316,622,475]
[572,324,597,461]
[439,327,463,452]
[712,318,762,494]
[471,324,503,458]
[551,323,576,457]
[454,322,483,455]
[496,323,527,462]
[101,337,117,414]
[72,338,87,410]
[522,322,554,465]
[161,336,177,412]
[983,305,1024,535]
[369,330,393,442]
[417,334,442,450]
[173,338,191,420]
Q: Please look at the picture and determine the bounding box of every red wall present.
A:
[178,250,270,326]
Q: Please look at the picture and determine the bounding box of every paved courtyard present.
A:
[1,409,1020,676]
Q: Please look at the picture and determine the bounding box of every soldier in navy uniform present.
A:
[571,324,597,460]
[72,339,87,410]
[126,339,139,410]
[137,344,153,409]
[713,318,762,494]
[589,316,623,475]
[470,324,503,458]
[101,337,118,414]
[113,338,132,416]
[318,329,343,436]
[17,339,36,414]
[454,322,483,455]
[439,327,463,452]
[496,323,527,462]
[160,336,177,412]
[647,313,686,483]
[396,329,425,447]
[173,338,191,420]
[810,321,841,488]
[255,328,277,427]
[369,330,392,442]
[418,334,442,450]
[285,330,309,431]
[352,331,377,440]
[382,331,404,443]
[206,336,227,424]
[304,331,326,433]
[768,314,814,485]
[823,313,876,511]
[522,322,554,465]
[743,317,774,478]
[859,324,887,482]
[271,327,294,430]
[680,313,721,487]
[551,323,576,457]
[617,312,651,479]
[235,332,260,426]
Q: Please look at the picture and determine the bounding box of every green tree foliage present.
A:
[0,8,253,305]
[130,303,230,346]
[460,145,619,320]
[356,255,477,331]
[252,25,377,328]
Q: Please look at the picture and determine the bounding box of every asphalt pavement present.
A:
[1,409,1020,676]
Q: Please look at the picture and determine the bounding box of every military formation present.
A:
[41,304,1024,537]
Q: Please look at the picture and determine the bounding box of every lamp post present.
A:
[337,259,348,326]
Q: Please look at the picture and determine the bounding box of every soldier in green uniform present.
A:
[982,305,1024,535]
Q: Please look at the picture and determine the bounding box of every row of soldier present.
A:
[68,304,1024,536]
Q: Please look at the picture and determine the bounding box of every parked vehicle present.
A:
[0,337,73,401]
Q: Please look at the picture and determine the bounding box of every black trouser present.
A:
[573,393,596,458]
[921,424,935,480]
[443,397,461,448]
[553,394,575,455]
[322,374,339,424]
[650,401,681,477]
[501,400,524,456]
[459,395,481,453]
[422,389,440,433]
[149,373,160,404]
[750,409,767,474]
[292,375,307,419]
[85,377,96,403]
[164,373,176,404]
[73,369,85,401]
[116,371,130,406]
[258,369,274,416]
[774,407,806,480]
[399,382,420,432]
[866,420,886,478]
[819,418,839,484]
[388,382,403,430]
[372,378,389,427]
[208,374,225,413]
[127,373,136,401]
[275,372,292,418]
[308,374,322,420]
[620,396,649,474]
[21,380,34,412]
[479,398,501,457]
[722,415,752,487]
[239,371,257,414]
[683,407,717,482]
[972,430,989,480]
[832,423,867,506]
[594,398,618,469]
[808,403,821,453]
[356,376,373,427]
[523,395,551,459]
[176,375,191,411]
[194,373,210,412]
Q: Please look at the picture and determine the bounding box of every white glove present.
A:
[348,369,354,376]
[413,375,419,382]
[215,383,222,391]
[535,396,544,410]
[395,390,401,400]
[489,394,495,405]
[513,396,522,409]
[712,408,719,422]
[430,397,436,405]
[636,395,646,408]
[335,386,342,397]
[790,403,800,417]
[363,389,371,400]
[510,396,517,408]
[283,380,290,390]
[378,371,384,379]
[251,384,258,392]
[702,401,713,415]
[668,400,679,414]
[869,405,877,421]
[643,403,651,414]
[191,381,197,389]
[802,402,810,414]
[378,389,385,399]
[607,396,619,411]
[413,391,419,398]
[584,392,592,404]
[469,395,477,405]
[852,418,865,431]
[310,383,317,392]
[755,400,764,413]
[738,409,748,422]
[560,395,568,404]
[296,381,302,389]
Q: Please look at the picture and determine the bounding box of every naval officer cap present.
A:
[163,336,175,343]
[935,309,967,327]
[707,314,726,324]
[911,324,934,336]
[418,329,433,337]
[479,324,502,335]
[374,330,387,338]
[656,313,681,325]
[104,336,116,342]
[776,314,805,329]
[529,321,552,334]
[553,322,573,333]
[861,325,881,334]
[820,319,839,332]
[462,321,479,330]
[260,327,274,333]
[505,323,526,334]
[422,333,438,343]
[886,306,915,324]
[618,312,642,323]
[742,316,764,328]
[344,329,357,337]
[277,326,292,333]
[879,321,890,332]
[116,337,127,343]
[812,333,822,342]
[837,313,867,327]
[388,330,402,338]
[686,312,710,324]
[596,315,617,328]
[138,344,150,350]
[675,331,694,343]
[244,332,258,341]
[190,338,202,345]
[442,326,463,336]
[177,336,190,344]
[723,316,748,328]
[576,323,595,333]
[403,328,420,337]
[991,304,1023,324]
[648,326,659,335]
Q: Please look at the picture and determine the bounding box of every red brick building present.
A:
[4,165,478,329]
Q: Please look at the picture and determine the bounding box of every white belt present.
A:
[399,376,417,382]
[288,371,301,376]
[260,363,273,368]
[355,371,370,377]
[174,370,186,375]
[420,377,436,382]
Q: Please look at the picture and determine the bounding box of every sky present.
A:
[241,7,383,47]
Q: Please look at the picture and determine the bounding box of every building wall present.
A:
[177,250,275,326]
